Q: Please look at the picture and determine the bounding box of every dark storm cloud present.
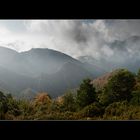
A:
[24,20,140,63]
[1,20,140,63]
[67,21,89,43]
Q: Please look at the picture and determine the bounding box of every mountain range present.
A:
[0,35,140,99]
[0,47,95,98]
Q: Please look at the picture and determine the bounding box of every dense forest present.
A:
[1,68,140,120]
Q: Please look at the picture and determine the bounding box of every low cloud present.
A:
[0,20,140,68]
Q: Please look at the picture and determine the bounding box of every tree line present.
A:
[1,68,140,120]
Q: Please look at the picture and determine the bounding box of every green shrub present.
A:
[99,69,136,106]
[61,91,77,112]
[79,103,104,118]
[103,101,140,120]
[130,90,140,105]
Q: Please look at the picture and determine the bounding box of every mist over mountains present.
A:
[78,35,140,73]
[0,46,93,98]
[0,35,140,99]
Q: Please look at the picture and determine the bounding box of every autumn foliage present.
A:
[1,68,140,120]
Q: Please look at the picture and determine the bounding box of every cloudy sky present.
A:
[0,20,140,60]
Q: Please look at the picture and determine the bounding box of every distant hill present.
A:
[0,46,93,98]
[37,61,92,97]
[20,48,82,77]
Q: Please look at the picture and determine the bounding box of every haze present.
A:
[0,20,140,59]
[0,20,140,98]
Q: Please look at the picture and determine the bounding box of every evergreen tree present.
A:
[76,78,96,108]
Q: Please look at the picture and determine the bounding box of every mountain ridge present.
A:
[0,46,94,98]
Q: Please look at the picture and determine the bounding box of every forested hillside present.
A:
[1,68,140,120]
